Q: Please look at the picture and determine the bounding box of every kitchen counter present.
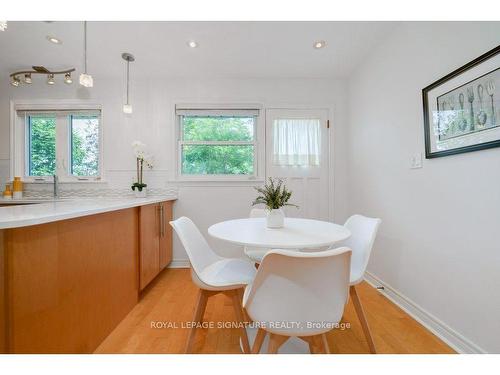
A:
[0,195,177,229]
[1,195,176,353]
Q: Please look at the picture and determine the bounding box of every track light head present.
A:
[64,73,73,84]
[11,76,20,87]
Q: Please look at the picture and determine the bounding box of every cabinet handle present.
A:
[159,204,165,238]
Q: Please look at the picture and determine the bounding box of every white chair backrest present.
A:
[244,247,351,336]
[249,208,267,218]
[170,217,221,278]
[340,215,381,283]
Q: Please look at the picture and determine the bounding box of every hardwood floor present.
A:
[95,268,455,354]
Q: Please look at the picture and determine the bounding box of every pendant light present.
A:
[79,21,93,87]
[122,52,135,114]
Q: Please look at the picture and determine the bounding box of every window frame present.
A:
[175,105,264,182]
[10,100,104,183]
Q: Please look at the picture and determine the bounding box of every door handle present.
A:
[159,203,165,238]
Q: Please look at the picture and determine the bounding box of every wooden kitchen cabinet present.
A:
[159,201,173,269]
[139,201,173,290]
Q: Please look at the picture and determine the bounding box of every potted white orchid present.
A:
[131,141,153,198]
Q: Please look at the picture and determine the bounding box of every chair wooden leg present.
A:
[267,333,289,354]
[350,285,377,354]
[308,341,315,354]
[299,336,317,354]
[321,333,331,354]
[237,287,251,323]
[185,289,209,354]
[252,328,267,353]
[229,290,251,354]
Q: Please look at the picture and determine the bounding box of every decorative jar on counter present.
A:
[2,184,12,199]
[12,176,23,199]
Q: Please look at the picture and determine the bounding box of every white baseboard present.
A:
[364,271,486,354]
[168,259,190,268]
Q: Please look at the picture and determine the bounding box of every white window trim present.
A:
[10,100,104,183]
[174,103,265,182]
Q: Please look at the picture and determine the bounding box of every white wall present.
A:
[0,76,349,261]
[347,22,500,353]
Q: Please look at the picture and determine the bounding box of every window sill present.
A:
[170,178,265,187]
[23,180,107,185]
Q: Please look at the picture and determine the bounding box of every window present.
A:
[15,108,102,182]
[70,114,100,177]
[27,114,57,176]
[176,106,262,180]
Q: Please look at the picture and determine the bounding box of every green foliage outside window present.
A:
[27,115,99,177]
[71,116,99,176]
[29,116,56,176]
[181,116,255,175]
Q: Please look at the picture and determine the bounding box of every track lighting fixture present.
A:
[9,66,75,87]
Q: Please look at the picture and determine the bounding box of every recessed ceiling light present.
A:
[187,40,198,48]
[313,40,326,49]
[46,36,62,44]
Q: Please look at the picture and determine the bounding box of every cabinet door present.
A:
[139,203,160,290]
[159,201,173,269]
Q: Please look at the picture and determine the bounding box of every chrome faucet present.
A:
[53,174,59,198]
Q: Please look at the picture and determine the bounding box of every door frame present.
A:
[264,107,334,221]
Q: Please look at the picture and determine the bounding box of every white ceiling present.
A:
[0,21,398,79]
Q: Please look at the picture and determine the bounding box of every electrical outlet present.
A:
[410,152,423,169]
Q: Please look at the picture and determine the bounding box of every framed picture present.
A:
[423,45,500,158]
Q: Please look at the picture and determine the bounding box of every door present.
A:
[266,109,330,220]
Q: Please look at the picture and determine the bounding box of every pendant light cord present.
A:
[126,60,130,105]
[83,21,88,74]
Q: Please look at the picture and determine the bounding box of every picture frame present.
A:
[422,45,500,158]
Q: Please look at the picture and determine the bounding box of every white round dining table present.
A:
[208,217,351,250]
[209,217,351,354]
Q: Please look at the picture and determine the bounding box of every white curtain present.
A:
[273,118,321,166]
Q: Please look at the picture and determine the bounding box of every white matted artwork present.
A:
[423,45,500,158]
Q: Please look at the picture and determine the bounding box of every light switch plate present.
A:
[410,152,423,169]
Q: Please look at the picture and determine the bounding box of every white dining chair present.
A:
[337,214,381,354]
[243,247,352,354]
[244,208,300,264]
[170,216,257,353]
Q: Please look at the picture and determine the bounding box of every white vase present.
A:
[134,188,147,198]
[266,208,285,228]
